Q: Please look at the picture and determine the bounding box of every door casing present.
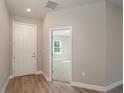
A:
[49,26,73,83]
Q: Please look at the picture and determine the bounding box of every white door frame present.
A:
[49,26,73,82]
[12,22,37,77]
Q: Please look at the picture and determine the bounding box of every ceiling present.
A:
[5,0,123,20]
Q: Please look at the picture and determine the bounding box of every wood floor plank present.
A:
[5,74,123,93]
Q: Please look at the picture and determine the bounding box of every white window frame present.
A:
[53,40,62,55]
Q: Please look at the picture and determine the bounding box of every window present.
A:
[53,40,62,55]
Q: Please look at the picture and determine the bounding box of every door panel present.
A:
[14,23,36,77]
[52,29,72,82]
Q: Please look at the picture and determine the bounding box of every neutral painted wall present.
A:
[0,0,11,92]
[42,0,123,86]
[42,15,49,76]
[106,0,123,85]
[42,1,107,86]
[53,36,71,60]
[12,16,43,71]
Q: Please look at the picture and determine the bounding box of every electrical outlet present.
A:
[82,72,86,77]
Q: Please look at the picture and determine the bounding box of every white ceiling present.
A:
[5,0,123,20]
[6,0,47,20]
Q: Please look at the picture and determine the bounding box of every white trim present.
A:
[105,80,123,91]
[12,22,15,78]
[53,40,62,55]
[49,30,52,81]
[71,80,123,92]
[49,26,73,82]
[9,75,14,79]
[47,77,52,82]
[1,77,10,93]
[1,73,122,93]
[42,72,52,82]
[12,22,37,77]
[71,82,106,92]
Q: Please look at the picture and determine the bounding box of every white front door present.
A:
[13,22,37,77]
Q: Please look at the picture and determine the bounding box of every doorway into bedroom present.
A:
[51,27,72,83]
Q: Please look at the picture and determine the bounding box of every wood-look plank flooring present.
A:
[5,74,123,93]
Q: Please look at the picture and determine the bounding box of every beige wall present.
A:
[12,16,43,71]
[42,15,49,75]
[0,0,11,92]
[106,0,123,85]
[42,1,107,86]
[42,0,123,86]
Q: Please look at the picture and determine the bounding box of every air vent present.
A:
[45,0,59,9]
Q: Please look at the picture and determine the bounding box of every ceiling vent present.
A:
[45,0,59,9]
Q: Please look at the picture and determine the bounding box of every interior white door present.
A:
[13,22,37,77]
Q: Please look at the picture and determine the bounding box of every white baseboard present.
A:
[71,80,123,92]
[42,72,52,82]
[35,71,51,81]
[7,71,122,92]
[1,76,10,93]
[71,82,106,92]
[9,75,14,79]
[47,77,52,82]
[105,80,123,91]
[0,72,50,93]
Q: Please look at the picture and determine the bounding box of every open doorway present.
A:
[49,27,72,83]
